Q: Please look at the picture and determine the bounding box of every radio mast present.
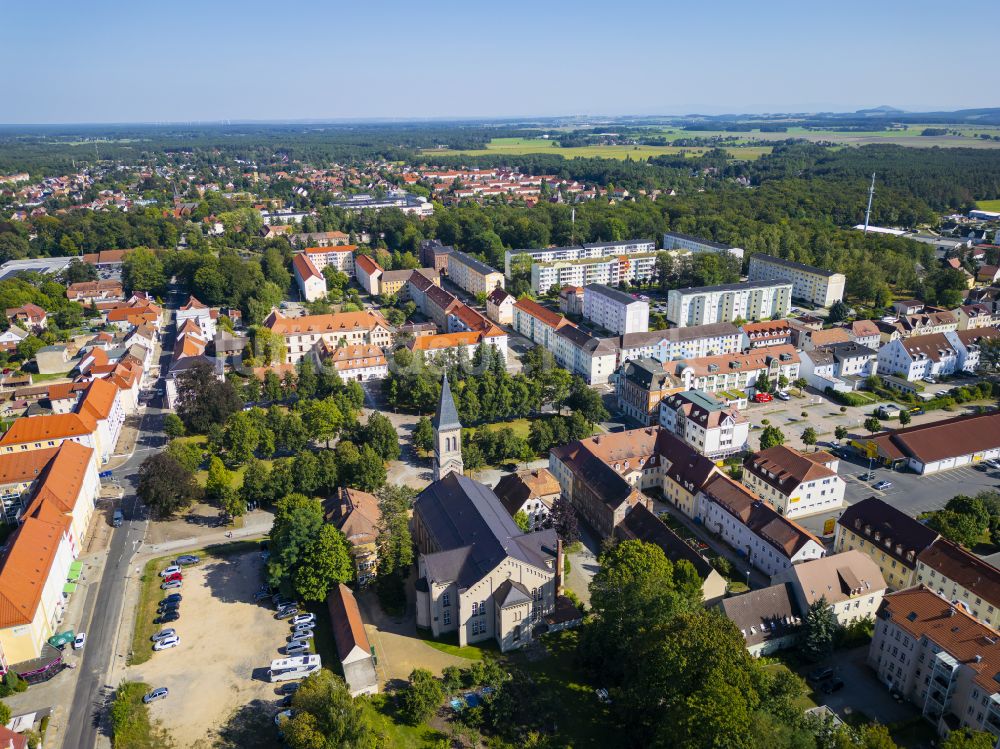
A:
[863,173,876,235]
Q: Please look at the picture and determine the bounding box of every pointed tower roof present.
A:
[433,374,462,432]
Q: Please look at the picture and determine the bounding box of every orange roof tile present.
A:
[265,310,390,336]
[513,298,572,330]
[78,378,118,421]
[304,245,357,255]
[0,413,96,445]
[354,254,382,276]
[408,331,486,351]
[293,252,324,281]
[0,447,60,486]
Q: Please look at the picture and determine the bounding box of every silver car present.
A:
[285,640,310,655]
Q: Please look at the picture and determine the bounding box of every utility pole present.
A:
[571,206,576,244]
[863,172,876,235]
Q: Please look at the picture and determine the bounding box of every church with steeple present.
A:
[433,374,464,480]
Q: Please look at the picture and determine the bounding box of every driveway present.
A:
[564,523,601,607]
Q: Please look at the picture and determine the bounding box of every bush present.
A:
[376,574,406,617]
[761,418,770,425]
[800,411,808,418]
[839,406,847,413]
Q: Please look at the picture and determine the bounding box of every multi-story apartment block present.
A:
[446,250,505,296]
[293,253,327,302]
[264,309,394,364]
[529,253,659,295]
[582,284,649,335]
[741,320,793,349]
[697,473,826,578]
[747,254,846,308]
[504,239,656,278]
[331,190,433,217]
[915,539,1000,630]
[662,230,744,260]
[659,389,749,459]
[834,497,940,591]
[618,322,742,365]
[868,587,1000,743]
[614,358,682,426]
[877,333,961,381]
[302,245,357,277]
[671,345,800,396]
[800,341,879,392]
[742,445,845,519]
[666,280,793,327]
[773,549,886,626]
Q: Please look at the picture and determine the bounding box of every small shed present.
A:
[327,584,378,697]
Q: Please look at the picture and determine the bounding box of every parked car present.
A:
[157,602,180,613]
[289,630,314,641]
[859,472,876,481]
[73,632,87,650]
[285,640,310,655]
[776,391,790,401]
[175,555,200,566]
[752,392,773,403]
[278,682,301,695]
[154,611,179,624]
[290,613,316,627]
[822,678,845,694]
[151,629,176,642]
[162,593,182,604]
[161,580,182,591]
[984,459,1000,470]
[163,572,183,583]
[159,565,181,578]
[873,480,893,491]
[922,376,936,384]
[807,666,834,682]
[143,687,169,704]
[275,608,298,620]
[153,635,180,651]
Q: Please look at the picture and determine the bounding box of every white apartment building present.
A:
[264,310,395,364]
[914,539,1000,631]
[530,253,659,296]
[582,284,649,335]
[747,254,846,308]
[877,333,962,382]
[869,587,1000,744]
[696,474,826,579]
[293,253,327,302]
[504,239,656,277]
[618,322,742,365]
[671,345,800,396]
[302,246,356,277]
[800,342,879,392]
[666,281,793,327]
[446,251,505,296]
[662,231,744,260]
[742,445,846,519]
[658,390,749,459]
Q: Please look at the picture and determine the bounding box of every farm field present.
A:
[976,199,1000,212]
[425,137,772,161]
[645,124,1000,149]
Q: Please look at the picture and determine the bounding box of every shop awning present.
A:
[67,568,81,582]
[62,583,78,594]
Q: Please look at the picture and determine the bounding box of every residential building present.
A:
[614,358,682,426]
[741,320,793,350]
[313,342,387,382]
[868,586,1000,743]
[512,298,573,350]
[302,245,357,277]
[528,251,659,295]
[290,230,351,248]
[949,328,1000,372]
[0,327,27,353]
[354,254,381,295]
[292,253,327,302]
[175,296,215,340]
[412,472,559,652]
[742,445,846,519]
[850,320,883,349]
[865,412,1000,475]
[800,341,879,392]
[432,375,464,482]
[834,497,940,591]
[0,413,99,465]
[582,284,649,335]
[558,286,584,316]
[790,324,853,351]
[954,304,998,330]
[617,322,742,365]
[65,280,124,304]
[419,239,453,273]
[747,254,846,307]
[504,239,656,278]
[512,298,618,384]
[406,274,507,364]
[670,345,800,396]
[327,584,378,697]
[915,539,1000,629]
[697,473,826,578]
[772,549,887,626]
[616,503,728,603]
[485,287,515,326]
[658,390,749,459]
[408,330,508,366]
[666,280,793,327]
[264,309,394,364]
[446,250,504,296]
[493,468,561,531]
[877,333,961,381]
[5,304,47,331]
[662,230,744,260]
[331,191,433,217]
[325,487,381,585]
[878,309,960,342]
[720,583,802,657]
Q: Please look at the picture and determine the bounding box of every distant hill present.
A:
[856,105,905,115]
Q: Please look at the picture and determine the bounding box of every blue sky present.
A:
[2,0,996,124]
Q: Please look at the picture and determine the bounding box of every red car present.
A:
[753,393,773,403]
[163,572,183,583]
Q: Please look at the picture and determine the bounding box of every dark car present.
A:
[157,601,180,613]
[154,611,180,624]
[822,678,845,694]
[278,682,301,695]
[162,593,182,604]
[807,667,834,682]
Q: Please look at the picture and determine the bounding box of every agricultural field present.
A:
[425,136,772,161]
[976,199,1000,212]
[644,125,1000,149]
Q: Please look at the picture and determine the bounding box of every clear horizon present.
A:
[2,0,998,124]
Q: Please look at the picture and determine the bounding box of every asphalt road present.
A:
[62,293,177,749]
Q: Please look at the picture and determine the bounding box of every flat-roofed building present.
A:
[582,284,649,335]
[747,254,846,308]
[504,239,656,278]
[446,250,504,296]
[662,230,744,260]
[667,280,793,327]
[834,497,940,591]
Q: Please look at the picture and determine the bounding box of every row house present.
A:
[618,322,743,365]
[915,539,1000,630]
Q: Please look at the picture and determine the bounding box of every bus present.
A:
[268,654,321,682]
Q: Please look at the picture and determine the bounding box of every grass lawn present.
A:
[129,539,263,666]
[415,628,488,661]
[363,694,447,748]
[30,371,73,382]
[478,418,531,440]
[110,681,171,749]
[512,630,618,749]
[976,199,1000,212]
[761,663,816,710]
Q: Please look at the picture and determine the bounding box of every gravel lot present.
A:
[127,550,290,748]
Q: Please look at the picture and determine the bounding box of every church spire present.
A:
[433,373,462,432]
[432,373,464,481]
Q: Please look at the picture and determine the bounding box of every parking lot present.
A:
[128,550,292,747]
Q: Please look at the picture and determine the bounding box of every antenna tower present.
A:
[863,173,876,235]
